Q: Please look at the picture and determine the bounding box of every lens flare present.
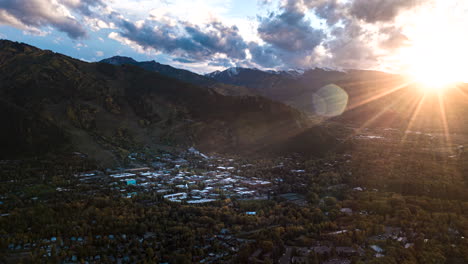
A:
[312,84,348,117]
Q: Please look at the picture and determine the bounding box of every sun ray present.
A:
[337,75,403,88]
[346,81,413,111]
[342,83,413,142]
[437,93,453,154]
[400,93,427,144]
[453,84,468,102]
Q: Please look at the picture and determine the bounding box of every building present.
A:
[126,179,137,186]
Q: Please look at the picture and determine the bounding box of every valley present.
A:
[1,121,467,263]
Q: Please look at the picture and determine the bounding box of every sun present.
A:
[403,31,465,92]
[392,0,468,92]
[408,62,459,91]
[403,41,466,92]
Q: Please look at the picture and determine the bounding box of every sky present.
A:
[1,0,468,79]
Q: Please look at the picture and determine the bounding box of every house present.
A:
[187,199,216,204]
[126,179,137,185]
[370,245,384,253]
[325,230,348,235]
[109,172,135,178]
[164,192,188,202]
[125,167,152,173]
[126,192,137,198]
[291,169,305,173]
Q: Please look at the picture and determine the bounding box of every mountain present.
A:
[100,56,255,96]
[207,67,404,123]
[206,67,304,80]
[207,67,350,112]
[208,67,468,131]
[0,40,346,166]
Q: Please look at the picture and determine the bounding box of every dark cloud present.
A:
[118,20,190,54]
[350,0,423,23]
[115,18,248,61]
[309,0,345,26]
[250,0,327,68]
[324,20,378,69]
[184,22,247,59]
[248,42,281,68]
[0,0,104,39]
[258,10,324,52]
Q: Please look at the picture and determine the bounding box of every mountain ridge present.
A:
[100,56,256,97]
[0,39,345,166]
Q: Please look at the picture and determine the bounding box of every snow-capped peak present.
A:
[205,70,221,78]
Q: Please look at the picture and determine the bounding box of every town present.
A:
[2,127,467,263]
[74,147,275,204]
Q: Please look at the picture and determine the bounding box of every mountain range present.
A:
[98,56,419,128]
[0,40,347,166]
[2,40,468,166]
[100,56,255,97]
[99,56,408,121]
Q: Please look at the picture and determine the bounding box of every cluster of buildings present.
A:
[75,150,274,204]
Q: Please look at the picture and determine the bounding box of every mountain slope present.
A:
[0,40,319,165]
[207,67,384,111]
[208,67,468,132]
[100,56,256,96]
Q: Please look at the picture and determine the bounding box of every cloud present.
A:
[0,0,434,73]
[378,26,410,50]
[323,21,379,69]
[207,57,236,68]
[0,0,105,38]
[173,57,197,64]
[62,0,104,16]
[308,0,344,26]
[257,9,324,52]
[110,17,248,62]
[74,42,87,50]
[248,0,326,69]
[108,0,425,71]
[184,21,248,59]
[248,42,281,68]
[84,17,116,31]
[350,0,424,23]
[96,50,104,57]
[108,31,156,55]
[288,0,428,70]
